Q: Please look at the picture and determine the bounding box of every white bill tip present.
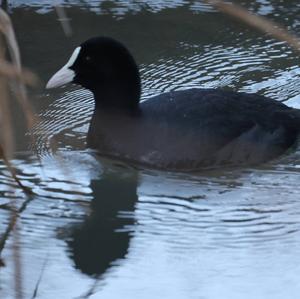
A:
[46,46,81,89]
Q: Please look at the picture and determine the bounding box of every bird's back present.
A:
[88,89,300,170]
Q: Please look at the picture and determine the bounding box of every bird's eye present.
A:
[85,56,91,61]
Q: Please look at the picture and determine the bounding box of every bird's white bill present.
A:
[46,46,81,89]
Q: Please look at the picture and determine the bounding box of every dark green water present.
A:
[1,1,300,298]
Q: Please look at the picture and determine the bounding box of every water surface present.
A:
[1,1,300,298]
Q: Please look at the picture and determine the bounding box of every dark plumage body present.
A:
[47,37,300,171]
[88,88,300,170]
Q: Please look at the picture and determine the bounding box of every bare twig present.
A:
[0,190,35,299]
[0,190,34,254]
[0,8,39,299]
[54,5,72,37]
[0,59,38,85]
[13,221,23,299]
[0,8,37,130]
[204,0,300,52]
[0,206,16,253]
[75,278,100,299]
[0,7,37,188]
[0,145,33,194]
[31,255,49,299]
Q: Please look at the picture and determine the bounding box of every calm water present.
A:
[1,1,300,298]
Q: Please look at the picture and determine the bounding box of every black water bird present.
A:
[46,36,300,171]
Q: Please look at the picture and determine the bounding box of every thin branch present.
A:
[31,255,49,299]
[75,278,101,299]
[0,192,34,254]
[55,5,72,37]
[0,59,38,86]
[204,0,300,52]
[0,8,37,129]
[0,145,33,195]
[13,221,23,299]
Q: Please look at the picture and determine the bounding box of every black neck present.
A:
[92,76,141,113]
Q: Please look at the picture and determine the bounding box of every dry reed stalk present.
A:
[0,35,13,156]
[54,5,72,37]
[0,32,24,299]
[0,145,33,193]
[204,0,300,52]
[0,9,37,130]
[0,59,37,85]
[1,1,300,297]
[0,8,38,299]
[0,7,37,188]
[12,221,23,299]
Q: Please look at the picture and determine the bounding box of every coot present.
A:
[46,37,300,171]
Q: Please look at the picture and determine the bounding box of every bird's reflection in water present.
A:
[67,168,138,276]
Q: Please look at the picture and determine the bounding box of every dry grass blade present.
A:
[0,38,13,159]
[0,8,37,129]
[0,187,34,254]
[0,8,39,299]
[55,5,72,37]
[13,221,23,299]
[0,59,37,85]
[0,145,33,194]
[204,0,300,52]
[0,191,35,299]
[75,278,100,299]
[0,7,37,183]
[0,9,21,66]
[31,255,49,299]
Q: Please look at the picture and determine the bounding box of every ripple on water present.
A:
[8,0,214,15]
[133,167,300,252]
[2,1,300,298]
